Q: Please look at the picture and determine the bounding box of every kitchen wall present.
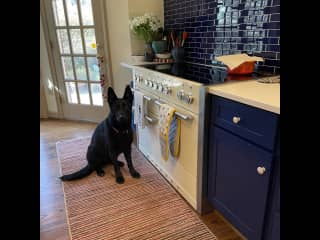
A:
[128,0,164,56]
[105,0,132,97]
[164,0,280,73]
[105,0,164,96]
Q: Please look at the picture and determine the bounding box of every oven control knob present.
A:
[177,90,185,100]
[144,79,148,86]
[139,76,143,82]
[163,86,171,95]
[162,84,167,93]
[148,80,153,88]
[158,84,163,92]
[153,82,158,90]
[185,94,194,104]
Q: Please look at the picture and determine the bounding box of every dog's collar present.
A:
[111,126,129,134]
[106,119,130,134]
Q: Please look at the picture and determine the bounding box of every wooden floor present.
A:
[40,119,243,240]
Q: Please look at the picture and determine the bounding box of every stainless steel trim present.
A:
[196,86,213,214]
[143,95,152,101]
[174,112,191,120]
[154,100,193,121]
[145,115,155,123]
[154,100,162,106]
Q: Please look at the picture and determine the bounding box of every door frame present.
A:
[40,0,114,122]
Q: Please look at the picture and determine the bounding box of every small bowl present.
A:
[156,52,172,59]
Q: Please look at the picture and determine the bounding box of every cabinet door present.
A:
[265,155,280,240]
[208,127,272,240]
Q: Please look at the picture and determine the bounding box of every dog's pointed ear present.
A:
[107,87,118,105]
[123,85,133,104]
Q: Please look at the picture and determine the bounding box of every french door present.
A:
[42,0,111,122]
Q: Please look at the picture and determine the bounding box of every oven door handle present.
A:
[142,95,157,123]
[154,100,193,121]
[143,95,152,101]
[145,115,157,123]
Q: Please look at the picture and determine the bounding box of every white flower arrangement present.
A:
[129,13,162,44]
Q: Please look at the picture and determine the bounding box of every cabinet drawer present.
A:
[211,96,279,150]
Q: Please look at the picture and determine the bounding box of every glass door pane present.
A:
[65,0,80,26]
[79,0,94,25]
[74,57,87,80]
[90,83,103,106]
[52,0,66,26]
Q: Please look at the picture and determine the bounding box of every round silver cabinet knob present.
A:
[232,116,241,124]
[257,166,266,175]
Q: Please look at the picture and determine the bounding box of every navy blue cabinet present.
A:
[207,95,279,240]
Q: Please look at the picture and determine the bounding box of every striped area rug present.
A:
[57,137,217,240]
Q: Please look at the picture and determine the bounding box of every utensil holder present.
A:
[171,46,185,62]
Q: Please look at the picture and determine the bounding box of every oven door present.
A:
[135,90,199,210]
[154,100,199,210]
[134,88,161,165]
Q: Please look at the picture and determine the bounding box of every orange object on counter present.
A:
[227,61,256,75]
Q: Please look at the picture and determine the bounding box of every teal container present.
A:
[152,40,167,54]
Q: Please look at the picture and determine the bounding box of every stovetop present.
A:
[140,62,275,85]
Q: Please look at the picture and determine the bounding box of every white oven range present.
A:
[132,64,209,214]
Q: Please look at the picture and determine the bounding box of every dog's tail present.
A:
[60,164,93,181]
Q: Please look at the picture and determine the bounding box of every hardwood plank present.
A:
[40,119,243,240]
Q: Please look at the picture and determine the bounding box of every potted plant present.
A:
[151,28,167,54]
[129,13,162,61]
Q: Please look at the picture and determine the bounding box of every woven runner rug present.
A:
[57,137,217,240]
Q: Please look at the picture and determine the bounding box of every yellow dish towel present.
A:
[159,104,181,160]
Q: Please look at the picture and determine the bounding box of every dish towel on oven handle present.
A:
[159,103,181,160]
[134,90,146,129]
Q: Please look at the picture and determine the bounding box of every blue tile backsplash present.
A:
[164,0,280,73]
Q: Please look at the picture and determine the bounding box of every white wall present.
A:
[128,0,164,56]
[40,14,59,116]
[105,0,133,97]
[105,0,164,97]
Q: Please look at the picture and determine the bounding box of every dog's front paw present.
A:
[116,176,125,184]
[130,170,141,179]
[116,161,125,167]
[96,169,105,177]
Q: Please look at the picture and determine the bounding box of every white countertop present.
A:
[207,80,280,114]
[121,60,162,69]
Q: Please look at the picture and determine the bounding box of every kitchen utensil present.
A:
[181,31,188,47]
[171,31,175,47]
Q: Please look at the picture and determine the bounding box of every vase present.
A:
[171,46,185,63]
[144,43,154,62]
[152,40,167,54]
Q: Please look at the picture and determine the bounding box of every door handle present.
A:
[97,55,104,62]
[145,115,157,123]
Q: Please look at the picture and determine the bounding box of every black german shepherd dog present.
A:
[60,85,140,184]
